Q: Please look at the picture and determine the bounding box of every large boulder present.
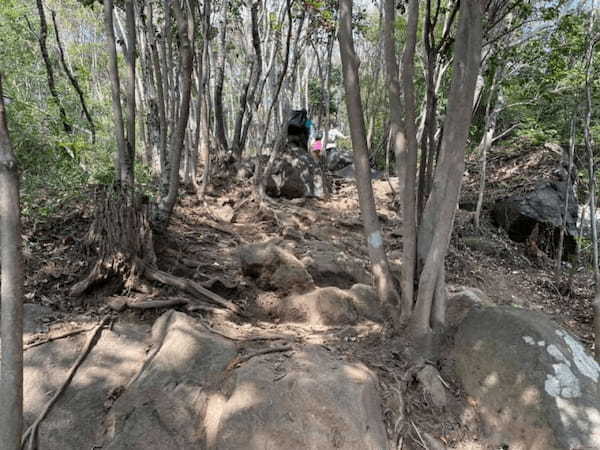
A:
[106,311,389,450]
[454,306,600,450]
[492,181,578,258]
[21,319,150,449]
[238,241,314,293]
[266,146,325,199]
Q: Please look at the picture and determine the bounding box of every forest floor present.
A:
[20,144,596,449]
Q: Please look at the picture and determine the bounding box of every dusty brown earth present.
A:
[20,144,596,449]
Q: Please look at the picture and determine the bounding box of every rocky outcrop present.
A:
[493,180,578,258]
[265,147,325,199]
[301,241,371,289]
[238,241,314,293]
[454,306,600,450]
[105,311,389,450]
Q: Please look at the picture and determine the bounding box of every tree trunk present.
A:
[155,0,194,230]
[35,0,71,134]
[213,0,229,153]
[412,0,482,338]
[198,0,212,200]
[124,0,136,186]
[103,0,128,184]
[582,8,600,360]
[339,0,402,330]
[51,10,95,143]
[0,75,24,450]
[383,0,415,319]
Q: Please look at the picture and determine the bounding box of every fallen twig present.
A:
[142,263,247,318]
[24,326,94,351]
[226,346,293,371]
[22,315,110,450]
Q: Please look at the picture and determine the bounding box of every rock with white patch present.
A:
[454,306,600,450]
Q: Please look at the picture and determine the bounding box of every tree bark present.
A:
[155,0,194,230]
[412,0,482,338]
[0,74,24,450]
[35,0,71,134]
[213,0,230,152]
[124,0,136,186]
[103,0,129,185]
[383,0,414,319]
[339,0,402,330]
[50,10,95,143]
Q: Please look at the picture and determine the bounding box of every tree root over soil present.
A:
[21,316,110,450]
[70,185,243,317]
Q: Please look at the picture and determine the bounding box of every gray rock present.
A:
[325,147,353,172]
[22,319,150,449]
[493,181,578,257]
[454,306,600,450]
[105,312,237,450]
[301,242,370,289]
[238,241,314,293]
[214,345,388,450]
[106,311,389,450]
[266,147,325,199]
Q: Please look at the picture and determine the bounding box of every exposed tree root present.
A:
[24,326,95,351]
[21,316,110,450]
[141,263,246,317]
[70,185,155,297]
[71,185,243,317]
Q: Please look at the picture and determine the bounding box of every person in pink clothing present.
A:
[311,135,323,161]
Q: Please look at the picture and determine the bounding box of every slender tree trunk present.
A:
[155,0,194,229]
[339,0,402,330]
[104,0,129,185]
[214,0,229,152]
[0,75,24,450]
[198,0,212,200]
[413,0,482,338]
[256,0,293,200]
[35,0,71,134]
[51,10,95,142]
[582,7,600,360]
[383,0,416,319]
[124,0,136,186]
[555,116,576,274]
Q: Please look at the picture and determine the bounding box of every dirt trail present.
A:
[18,164,596,449]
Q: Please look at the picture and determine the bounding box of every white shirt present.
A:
[325,128,347,149]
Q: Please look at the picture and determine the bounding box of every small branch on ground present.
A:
[226,346,293,371]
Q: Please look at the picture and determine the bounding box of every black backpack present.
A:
[287,110,308,133]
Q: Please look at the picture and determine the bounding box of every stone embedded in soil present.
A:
[454,305,600,450]
[238,241,314,293]
[105,311,388,450]
[260,284,383,326]
[301,241,370,289]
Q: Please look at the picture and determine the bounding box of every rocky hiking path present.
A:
[15,166,600,449]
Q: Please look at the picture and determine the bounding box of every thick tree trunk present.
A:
[35,0,71,134]
[339,0,402,330]
[51,10,95,143]
[0,75,24,450]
